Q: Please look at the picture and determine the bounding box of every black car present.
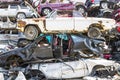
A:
[0,33,105,68]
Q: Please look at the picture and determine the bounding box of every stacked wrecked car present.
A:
[0,0,119,80]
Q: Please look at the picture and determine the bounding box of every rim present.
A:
[43,8,51,15]
[78,7,85,14]
[17,13,26,19]
[88,27,101,38]
[24,26,38,40]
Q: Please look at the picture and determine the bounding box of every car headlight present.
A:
[101,2,108,9]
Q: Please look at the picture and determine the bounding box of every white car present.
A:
[26,58,120,79]
[17,10,116,40]
[0,4,36,19]
[0,16,16,29]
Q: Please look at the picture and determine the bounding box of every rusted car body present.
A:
[17,10,116,40]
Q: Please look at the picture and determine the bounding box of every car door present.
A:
[33,34,53,58]
[0,5,8,16]
[58,0,74,10]
[47,0,61,9]
[52,33,71,58]
[8,5,18,16]
[61,60,88,78]
[46,17,74,31]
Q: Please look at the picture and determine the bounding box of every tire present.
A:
[41,8,52,16]
[87,27,101,38]
[17,13,26,19]
[76,5,86,15]
[24,25,39,40]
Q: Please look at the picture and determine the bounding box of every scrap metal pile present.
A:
[0,0,119,80]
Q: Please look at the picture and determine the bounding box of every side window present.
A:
[38,34,52,46]
[10,5,18,9]
[9,17,17,23]
[71,34,81,43]
[2,17,7,22]
[0,5,8,9]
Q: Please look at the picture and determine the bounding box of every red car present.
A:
[34,0,86,16]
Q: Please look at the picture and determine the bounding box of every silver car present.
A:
[0,4,36,19]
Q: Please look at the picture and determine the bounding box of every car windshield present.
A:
[46,9,73,18]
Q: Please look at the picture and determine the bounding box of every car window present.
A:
[9,17,17,23]
[2,17,7,22]
[20,6,29,9]
[39,34,52,44]
[57,10,72,17]
[56,34,68,40]
[0,5,8,9]
[10,5,18,9]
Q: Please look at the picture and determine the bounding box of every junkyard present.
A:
[0,0,119,80]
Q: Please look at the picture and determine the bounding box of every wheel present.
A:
[24,25,39,40]
[76,5,86,15]
[87,27,101,38]
[17,13,26,19]
[41,8,52,16]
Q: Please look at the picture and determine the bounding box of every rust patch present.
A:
[17,20,26,28]
[33,17,45,22]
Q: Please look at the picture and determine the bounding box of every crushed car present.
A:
[0,33,106,68]
[17,9,116,40]
[0,33,119,79]
[24,57,120,80]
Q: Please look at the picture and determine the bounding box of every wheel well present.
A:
[24,24,41,34]
[26,69,46,79]
[90,65,105,76]
[42,7,52,11]
[89,23,103,30]
[76,4,86,11]
[17,12,26,17]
